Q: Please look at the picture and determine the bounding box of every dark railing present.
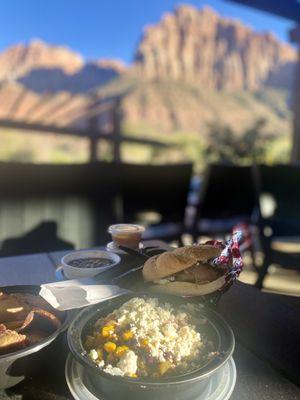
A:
[0,90,170,162]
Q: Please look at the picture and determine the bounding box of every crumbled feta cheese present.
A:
[162,323,177,338]
[89,349,98,361]
[117,350,138,376]
[102,298,201,364]
[91,297,204,377]
[103,365,124,376]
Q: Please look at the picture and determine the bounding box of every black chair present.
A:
[118,163,193,243]
[253,164,300,289]
[192,164,257,240]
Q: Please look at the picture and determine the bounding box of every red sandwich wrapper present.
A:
[192,231,244,305]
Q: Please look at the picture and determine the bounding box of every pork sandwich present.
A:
[143,245,227,296]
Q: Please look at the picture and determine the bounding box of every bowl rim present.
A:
[67,292,235,387]
[0,284,71,361]
[61,250,121,273]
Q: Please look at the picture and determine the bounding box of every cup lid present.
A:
[108,224,145,234]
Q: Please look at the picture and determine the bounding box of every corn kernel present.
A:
[122,330,134,341]
[115,345,129,357]
[140,338,148,346]
[158,361,172,375]
[102,325,115,338]
[104,341,117,353]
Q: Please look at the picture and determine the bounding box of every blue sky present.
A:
[0,0,293,63]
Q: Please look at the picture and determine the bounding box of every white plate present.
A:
[65,354,236,400]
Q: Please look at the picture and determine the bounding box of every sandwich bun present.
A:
[173,245,221,262]
[143,252,195,282]
[142,244,222,283]
[148,275,226,296]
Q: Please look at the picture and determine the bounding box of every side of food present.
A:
[142,245,227,296]
[0,291,63,355]
[68,258,114,269]
[84,297,215,379]
[0,324,27,354]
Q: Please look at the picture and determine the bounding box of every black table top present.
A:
[0,241,299,400]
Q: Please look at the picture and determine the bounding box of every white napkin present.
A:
[39,278,129,310]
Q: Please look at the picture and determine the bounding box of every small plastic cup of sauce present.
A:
[108,224,145,249]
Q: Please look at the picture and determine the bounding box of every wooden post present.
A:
[88,95,100,162]
[112,98,122,162]
[89,137,98,162]
[290,26,300,163]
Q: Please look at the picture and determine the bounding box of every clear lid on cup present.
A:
[108,224,145,235]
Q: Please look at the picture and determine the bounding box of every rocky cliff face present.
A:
[0,39,84,80]
[0,4,295,141]
[0,6,296,93]
[18,59,126,94]
[134,5,296,90]
[0,40,126,93]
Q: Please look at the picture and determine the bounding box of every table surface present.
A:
[0,240,300,400]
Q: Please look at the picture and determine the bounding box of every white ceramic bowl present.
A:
[61,250,121,280]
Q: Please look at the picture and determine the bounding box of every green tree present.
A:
[205,119,275,165]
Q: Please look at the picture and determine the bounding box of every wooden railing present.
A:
[0,85,169,162]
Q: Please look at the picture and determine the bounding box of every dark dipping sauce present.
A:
[68,258,114,269]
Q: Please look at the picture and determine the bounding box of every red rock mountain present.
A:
[18,59,126,94]
[0,39,126,93]
[0,5,296,93]
[0,7,296,93]
[0,39,84,80]
[0,4,295,141]
[134,5,296,90]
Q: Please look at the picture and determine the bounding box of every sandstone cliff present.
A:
[134,5,296,90]
[0,40,126,93]
[0,39,84,80]
[0,6,296,93]
[18,59,126,94]
[0,4,294,142]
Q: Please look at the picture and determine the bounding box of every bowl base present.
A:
[65,354,236,400]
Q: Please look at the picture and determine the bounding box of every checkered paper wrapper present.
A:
[195,231,244,298]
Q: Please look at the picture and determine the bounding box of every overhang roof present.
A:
[227,1,300,23]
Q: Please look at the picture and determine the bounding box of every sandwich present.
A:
[142,245,227,296]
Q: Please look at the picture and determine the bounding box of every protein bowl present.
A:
[67,293,234,400]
